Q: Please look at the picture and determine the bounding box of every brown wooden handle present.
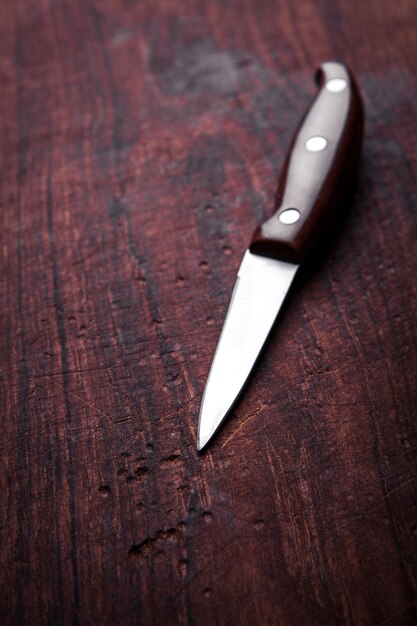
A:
[250,62,364,263]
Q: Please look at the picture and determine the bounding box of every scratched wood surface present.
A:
[2,0,417,624]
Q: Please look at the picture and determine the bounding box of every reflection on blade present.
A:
[197,251,298,450]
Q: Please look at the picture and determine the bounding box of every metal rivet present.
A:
[326,78,348,93]
[279,208,301,225]
[305,136,327,152]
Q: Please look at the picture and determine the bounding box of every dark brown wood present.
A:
[250,62,364,263]
[1,1,417,625]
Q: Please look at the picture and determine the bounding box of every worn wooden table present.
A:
[2,0,417,624]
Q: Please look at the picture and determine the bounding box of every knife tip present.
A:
[197,425,214,452]
[196,434,208,452]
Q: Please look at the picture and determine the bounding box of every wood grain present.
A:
[1,0,417,624]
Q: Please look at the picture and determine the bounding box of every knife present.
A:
[197,61,364,451]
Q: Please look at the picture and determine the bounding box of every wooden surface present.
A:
[2,1,417,624]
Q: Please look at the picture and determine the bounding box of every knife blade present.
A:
[197,61,364,451]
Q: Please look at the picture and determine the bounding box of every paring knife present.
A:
[197,61,364,451]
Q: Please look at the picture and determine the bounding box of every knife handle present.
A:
[250,62,364,264]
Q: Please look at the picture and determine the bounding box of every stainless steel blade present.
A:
[197,251,299,450]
